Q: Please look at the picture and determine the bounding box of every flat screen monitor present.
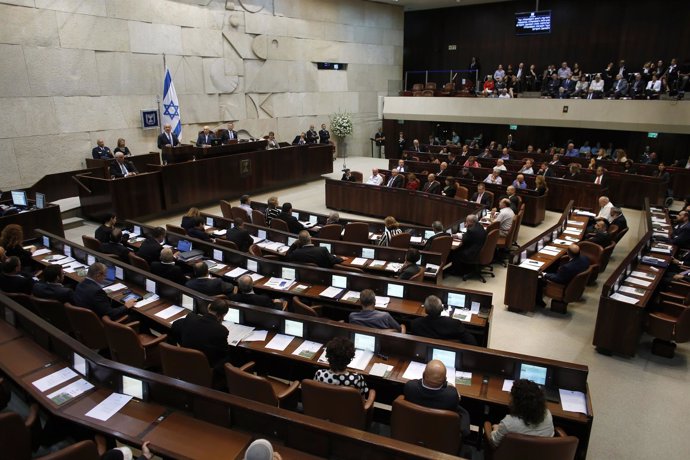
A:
[361,247,375,259]
[247,259,258,272]
[515,10,551,35]
[35,192,46,209]
[332,275,347,289]
[519,363,548,386]
[121,375,146,400]
[387,283,404,298]
[282,267,296,280]
[424,230,435,240]
[288,237,297,246]
[206,217,214,227]
[104,266,116,283]
[181,294,194,311]
[447,292,466,309]
[284,319,304,337]
[257,229,267,239]
[309,215,318,224]
[11,190,27,207]
[224,308,240,323]
[177,240,192,252]
[431,348,456,369]
[73,353,87,376]
[321,242,331,252]
[354,333,376,352]
[133,225,142,236]
[292,211,299,219]
[42,236,50,248]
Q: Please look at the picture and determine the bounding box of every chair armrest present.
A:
[239,361,255,372]
[659,291,685,302]
[114,315,132,324]
[311,305,324,313]
[142,334,167,348]
[279,300,288,311]
[669,280,690,292]
[363,389,376,411]
[275,380,300,400]
[483,421,494,444]
[400,324,406,334]
[660,300,688,316]
[554,426,568,437]
[25,403,40,430]
[94,435,108,456]
[124,321,140,332]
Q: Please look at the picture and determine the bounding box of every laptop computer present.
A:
[177,240,204,261]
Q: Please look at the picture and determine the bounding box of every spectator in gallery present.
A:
[266,131,279,149]
[572,75,589,98]
[319,123,330,144]
[114,138,131,156]
[292,132,307,145]
[482,75,495,97]
[306,124,318,144]
[587,74,605,99]
[493,64,505,81]
[406,173,420,191]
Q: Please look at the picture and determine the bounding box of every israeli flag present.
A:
[162,67,181,138]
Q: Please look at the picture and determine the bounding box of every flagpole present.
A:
[159,53,166,134]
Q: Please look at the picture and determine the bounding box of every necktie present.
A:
[595,176,601,184]
[168,134,172,145]
[120,163,127,175]
[476,193,482,203]
[388,178,394,187]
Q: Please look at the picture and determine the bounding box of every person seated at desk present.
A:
[226,218,253,252]
[596,196,615,223]
[450,214,487,276]
[563,162,582,180]
[411,295,477,345]
[441,177,456,198]
[287,231,343,268]
[534,175,548,196]
[511,175,527,190]
[537,162,554,178]
[484,168,503,185]
[306,124,318,144]
[379,216,402,246]
[385,169,404,188]
[151,248,187,285]
[181,207,201,232]
[399,248,421,280]
[394,159,406,173]
[437,162,449,178]
[405,173,420,191]
[672,211,690,249]
[609,207,627,232]
[92,139,113,160]
[0,256,34,294]
[169,298,231,370]
[277,202,305,234]
[505,186,521,214]
[238,194,253,222]
[32,264,74,304]
[266,131,280,150]
[326,212,340,225]
[424,221,446,250]
[228,274,283,309]
[584,220,612,248]
[593,166,608,186]
[349,289,402,332]
[548,154,563,167]
[137,227,166,264]
[422,173,441,194]
[489,379,554,447]
[314,336,370,397]
[195,125,215,147]
[471,183,492,207]
[404,360,471,437]
[491,199,515,238]
[95,213,118,244]
[113,138,132,157]
[186,261,234,296]
[319,123,330,144]
[341,169,356,182]
[366,168,384,186]
[0,224,34,270]
[265,197,281,225]
[74,263,135,320]
[536,244,590,307]
[157,123,180,149]
[99,228,131,262]
[458,166,474,181]
[495,158,507,171]
[292,132,307,145]
[220,122,238,144]
[187,217,214,242]
[518,158,534,175]
[110,152,138,178]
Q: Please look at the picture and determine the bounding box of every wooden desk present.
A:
[0,201,64,239]
[162,140,268,164]
[325,179,484,227]
[85,153,161,177]
[76,172,164,221]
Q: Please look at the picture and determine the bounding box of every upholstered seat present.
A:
[483,421,578,460]
[301,379,376,430]
[391,395,461,455]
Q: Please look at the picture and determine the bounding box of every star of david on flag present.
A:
[162,67,181,138]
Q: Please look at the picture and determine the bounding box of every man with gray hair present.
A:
[287,230,343,268]
[228,274,284,309]
[196,125,215,147]
[424,221,446,250]
[491,198,515,237]
[151,248,187,285]
[92,138,112,159]
[74,262,135,320]
[109,152,137,178]
[596,196,614,222]
[348,289,402,332]
[326,212,340,225]
[411,295,477,345]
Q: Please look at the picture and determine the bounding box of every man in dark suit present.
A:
[109,152,138,178]
[137,227,166,264]
[504,186,521,214]
[92,139,113,159]
[436,162,449,178]
[187,217,213,241]
[0,256,34,294]
[384,169,404,188]
[672,211,690,249]
[593,166,608,187]
[470,183,492,207]
[292,133,307,145]
[411,295,477,345]
[95,213,117,243]
[226,218,253,252]
[422,173,441,194]
[219,122,238,143]
[609,207,627,232]
[609,74,629,98]
[186,262,234,296]
[424,221,446,250]
[537,162,554,177]
[195,126,215,147]
[277,203,305,234]
[168,298,230,369]
[451,215,487,275]
[584,220,612,248]
[287,231,343,268]
[536,244,590,307]
[305,124,318,144]
[403,360,471,436]
[151,248,187,285]
[73,263,135,319]
[341,169,356,182]
[548,154,563,166]
[318,123,330,144]
[32,264,74,304]
[399,249,421,280]
[348,289,402,331]
[227,275,284,309]
[157,123,180,149]
[99,228,131,262]
[558,77,575,98]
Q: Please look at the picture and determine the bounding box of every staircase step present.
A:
[62,217,84,230]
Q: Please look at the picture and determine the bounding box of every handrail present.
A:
[71,173,93,195]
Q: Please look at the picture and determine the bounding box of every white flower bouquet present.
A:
[330,112,353,138]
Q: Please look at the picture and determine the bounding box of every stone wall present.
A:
[0,0,403,189]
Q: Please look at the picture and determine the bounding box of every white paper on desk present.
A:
[250,235,264,244]
[55,257,76,266]
[618,286,646,297]
[452,310,473,322]
[350,257,368,266]
[292,340,322,359]
[226,267,248,278]
[48,378,94,406]
[651,247,671,254]
[369,363,394,378]
[33,367,77,392]
[368,260,386,267]
[610,292,639,304]
[349,349,373,370]
[369,233,381,240]
[225,324,256,346]
[402,361,426,380]
[425,263,440,275]
[45,254,66,262]
[85,393,132,421]
[560,389,587,414]
[502,379,514,392]
[239,329,266,343]
[566,220,584,226]
[135,294,159,309]
[386,262,403,272]
[653,232,668,238]
[249,273,264,282]
[574,210,596,217]
[519,259,544,271]
[265,333,294,351]
[341,290,361,302]
[553,238,570,245]
[317,349,329,364]
[264,277,295,291]
[33,248,51,256]
[155,305,185,319]
[539,247,561,256]
[319,286,343,298]
[625,277,651,287]
[277,245,290,254]
[212,229,227,236]
[103,283,127,293]
[563,235,579,242]
[375,296,390,308]
[630,270,654,280]
[410,236,423,244]
[562,229,581,236]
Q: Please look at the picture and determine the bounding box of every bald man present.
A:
[403,359,471,436]
[109,152,137,178]
[196,125,215,147]
[536,243,590,307]
[92,138,112,159]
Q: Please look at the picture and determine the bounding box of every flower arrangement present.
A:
[330,111,353,138]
